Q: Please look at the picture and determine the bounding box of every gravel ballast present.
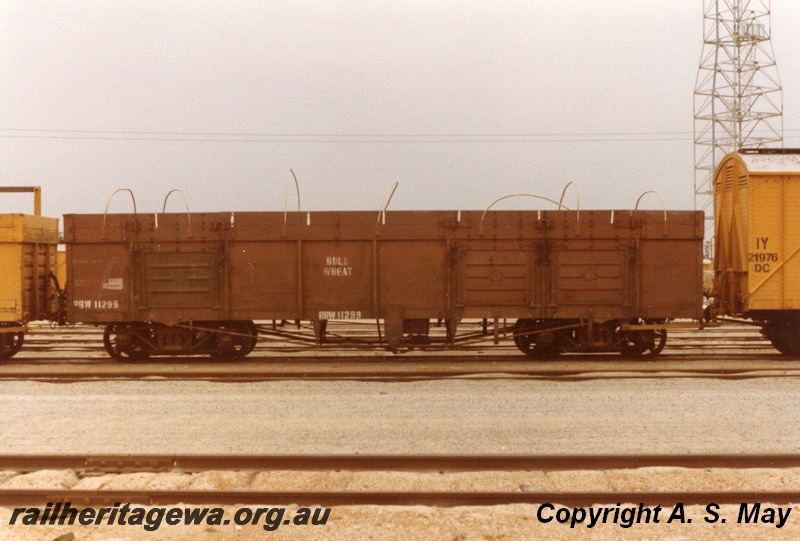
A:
[0,378,797,455]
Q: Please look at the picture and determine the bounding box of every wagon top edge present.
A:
[720,151,800,173]
[63,209,703,243]
[0,214,59,244]
[63,209,702,221]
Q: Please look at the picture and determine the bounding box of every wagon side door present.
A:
[453,241,535,319]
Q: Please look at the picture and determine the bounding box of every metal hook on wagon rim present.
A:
[631,190,667,221]
[102,188,137,239]
[284,168,301,224]
[479,193,569,235]
[161,189,193,237]
[376,181,399,225]
[631,190,668,235]
[558,181,581,233]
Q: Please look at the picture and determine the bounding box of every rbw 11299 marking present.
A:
[318,311,362,320]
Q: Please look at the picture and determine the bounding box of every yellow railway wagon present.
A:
[713,150,800,354]
[0,187,59,359]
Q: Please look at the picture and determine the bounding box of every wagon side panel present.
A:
[65,214,136,324]
[302,241,375,321]
[549,238,632,320]
[377,240,448,319]
[747,173,800,311]
[454,240,534,319]
[632,211,705,320]
[21,240,59,321]
[780,174,800,309]
[228,241,299,320]
[141,249,222,323]
[0,214,59,324]
[67,242,135,323]
[0,242,22,323]
[638,239,703,319]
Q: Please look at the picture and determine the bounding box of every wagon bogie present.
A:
[103,323,152,361]
[618,324,667,357]
[759,314,800,356]
[0,328,25,360]
[511,318,668,357]
[101,320,257,360]
[206,321,258,359]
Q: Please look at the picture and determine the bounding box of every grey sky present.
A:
[2,1,799,219]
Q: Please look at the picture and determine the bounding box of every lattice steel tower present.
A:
[693,0,783,227]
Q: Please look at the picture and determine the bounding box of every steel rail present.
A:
[1,453,799,473]
[1,348,785,359]
[2,454,800,506]
[0,368,798,384]
[1,488,799,507]
[2,347,784,359]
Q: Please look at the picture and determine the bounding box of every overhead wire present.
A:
[0,128,797,144]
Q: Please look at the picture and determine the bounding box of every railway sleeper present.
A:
[102,321,257,361]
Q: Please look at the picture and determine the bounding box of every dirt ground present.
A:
[0,378,798,455]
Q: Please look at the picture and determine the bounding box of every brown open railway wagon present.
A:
[64,207,703,360]
[0,187,60,359]
[712,149,800,354]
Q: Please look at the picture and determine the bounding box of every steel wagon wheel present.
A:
[762,317,800,356]
[0,330,23,360]
[512,319,560,358]
[1,332,23,359]
[209,321,257,360]
[619,320,667,358]
[103,323,151,361]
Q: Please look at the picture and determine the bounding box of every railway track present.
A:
[2,322,796,382]
[1,454,798,507]
[5,488,798,507]
[0,364,798,383]
[11,321,775,356]
[5,453,800,472]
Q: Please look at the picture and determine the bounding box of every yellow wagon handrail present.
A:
[0,186,41,216]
